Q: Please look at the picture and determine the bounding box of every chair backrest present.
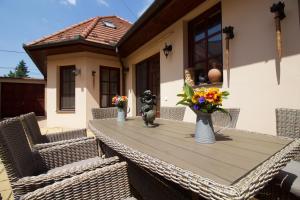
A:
[20,112,46,145]
[0,117,36,182]
[160,107,186,121]
[91,107,118,119]
[212,108,240,128]
[276,108,300,138]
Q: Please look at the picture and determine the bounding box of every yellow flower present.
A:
[195,91,205,97]
[192,94,199,104]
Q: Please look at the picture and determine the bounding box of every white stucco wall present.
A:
[46,52,120,128]
[124,0,300,135]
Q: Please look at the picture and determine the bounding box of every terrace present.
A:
[1,0,300,200]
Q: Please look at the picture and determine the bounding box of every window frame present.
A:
[59,65,76,111]
[99,66,120,108]
[187,3,223,85]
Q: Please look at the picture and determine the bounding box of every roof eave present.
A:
[24,37,115,51]
[24,38,116,78]
[23,44,46,78]
[117,0,168,47]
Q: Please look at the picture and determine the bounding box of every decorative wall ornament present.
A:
[162,43,172,58]
[222,26,234,87]
[270,1,286,59]
[208,68,222,83]
[184,69,195,86]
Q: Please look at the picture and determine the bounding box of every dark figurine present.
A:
[140,90,156,127]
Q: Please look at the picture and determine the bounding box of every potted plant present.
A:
[112,95,128,122]
[177,84,229,143]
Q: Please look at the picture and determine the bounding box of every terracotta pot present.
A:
[208,68,222,83]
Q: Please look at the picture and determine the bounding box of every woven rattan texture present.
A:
[160,107,186,121]
[15,156,120,197]
[33,137,93,150]
[0,118,37,180]
[276,108,300,161]
[212,108,240,128]
[20,162,134,200]
[90,121,300,200]
[20,113,46,145]
[20,112,88,150]
[92,107,118,119]
[0,118,103,198]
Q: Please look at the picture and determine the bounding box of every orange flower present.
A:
[205,92,215,103]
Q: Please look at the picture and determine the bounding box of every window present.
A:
[100,67,120,107]
[103,21,117,29]
[188,3,222,85]
[60,66,75,110]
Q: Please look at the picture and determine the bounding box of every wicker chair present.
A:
[20,162,135,200]
[92,107,118,119]
[160,107,186,121]
[20,112,90,150]
[258,108,300,199]
[212,108,240,128]
[0,117,126,199]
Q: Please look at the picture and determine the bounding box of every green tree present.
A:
[6,60,30,78]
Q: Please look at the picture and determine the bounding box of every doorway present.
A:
[136,53,160,116]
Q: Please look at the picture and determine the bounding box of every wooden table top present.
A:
[89,118,292,186]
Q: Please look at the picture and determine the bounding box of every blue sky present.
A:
[0,0,153,78]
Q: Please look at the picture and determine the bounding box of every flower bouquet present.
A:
[112,95,128,122]
[177,84,229,143]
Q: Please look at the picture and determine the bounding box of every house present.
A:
[24,16,131,128]
[24,0,300,135]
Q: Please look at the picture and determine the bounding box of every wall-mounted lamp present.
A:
[163,43,172,58]
[222,26,234,87]
[270,1,286,59]
[73,68,81,76]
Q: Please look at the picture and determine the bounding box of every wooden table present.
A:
[89,118,300,200]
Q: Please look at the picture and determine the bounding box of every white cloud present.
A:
[97,0,109,7]
[137,0,154,16]
[60,0,76,6]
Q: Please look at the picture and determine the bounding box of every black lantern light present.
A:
[222,26,234,40]
[163,43,172,58]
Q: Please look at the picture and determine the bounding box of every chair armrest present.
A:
[20,162,134,200]
[36,138,99,170]
[294,154,300,161]
[33,137,93,150]
[45,129,87,142]
[14,157,119,198]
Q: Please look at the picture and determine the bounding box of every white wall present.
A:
[46,52,120,128]
[124,0,300,135]
[222,0,300,134]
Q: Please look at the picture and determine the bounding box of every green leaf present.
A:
[176,99,191,106]
[201,109,208,113]
[183,83,194,99]
[222,91,230,96]
[177,94,186,97]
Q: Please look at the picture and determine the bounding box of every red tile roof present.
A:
[27,16,132,47]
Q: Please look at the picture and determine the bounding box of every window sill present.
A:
[192,82,223,88]
[56,110,75,114]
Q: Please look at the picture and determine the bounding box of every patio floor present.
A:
[0,117,95,200]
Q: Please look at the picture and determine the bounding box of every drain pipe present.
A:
[115,46,127,95]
